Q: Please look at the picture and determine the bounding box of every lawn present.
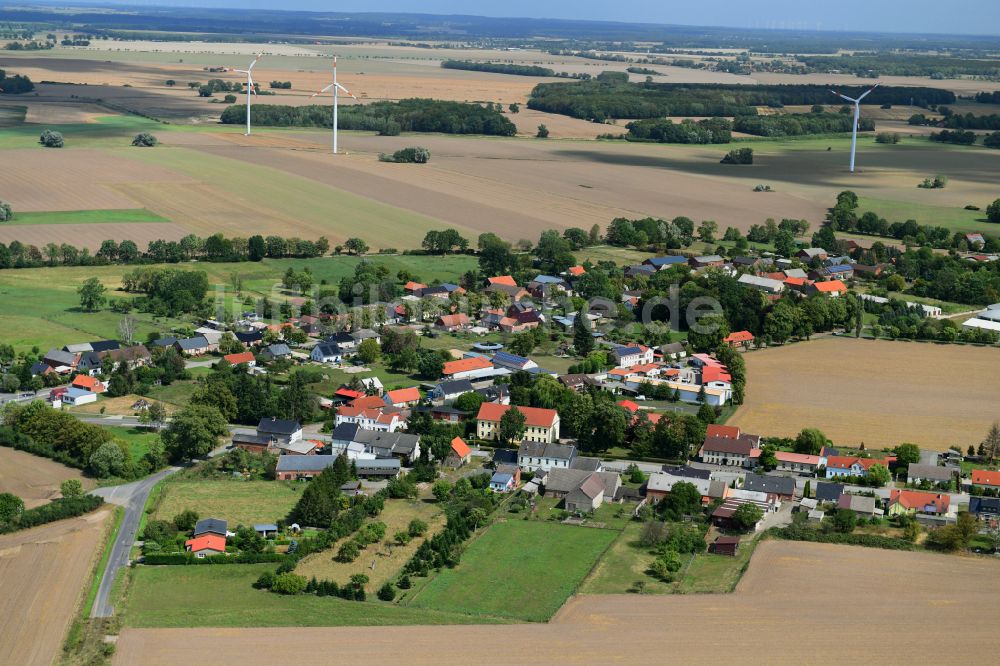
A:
[125,563,501,627]
[142,380,198,408]
[675,539,758,593]
[152,478,304,527]
[294,499,446,592]
[5,208,168,225]
[407,519,617,621]
[101,425,161,462]
[857,196,993,234]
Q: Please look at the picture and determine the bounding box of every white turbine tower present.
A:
[830,83,879,173]
[311,56,357,154]
[233,53,263,136]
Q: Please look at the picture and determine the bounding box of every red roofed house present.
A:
[450,436,472,465]
[706,424,742,439]
[567,265,586,277]
[336,395,406,432]
[806,280,848,297]
[71,374,106,394]
[723,330,755,349]
[773,451,823,474]
[971,469,1000,490]
[223,351,257,367]
[825,456,886,479]
[185,534,226,558]
[487,275,517,287]
[700,431,762,467]
[404,281,427,294]
[434,313,472,332]
[888,489,951,517]
[476,403,560,443]
[442,356,493,379]
[384,387,421,408]
[617,399,639,413]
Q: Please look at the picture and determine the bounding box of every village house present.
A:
[772,451,823,474]
[275,455,401,481]
[723,330,755,349]
[383,387,421,408]
[887,489,951,516]
[517,441,577,472]
[737,273,786,295]
[310,342,344,364]
[643,255,688,270]
[477,404,560,443]
[837,493,878,519]
[350,429,421,465]
[71,374,106,394]
[824,456,887,479]
[611,344,654,368]
[448,436,472,466]
[699,432,761,467]
[429,379,474,403]
[797,247,829,262]
[711,497,771,531]
[970,469,1000,492]
[742,474,796,502]
[969,496,1000,523]
[61,387,97,407]
[434,313,472,332]
[335,396,406,432]
[43,349,79,373]
[223,351,257,367]
[185,534,226,558]
[259,343,293,362]
[527,274,571,298]
[660,342,688,361]
[174,336,212,356]
[907,463,959,487]
[98,344,151,371]
[491,351,538,372]
[442,356,494,380]
[814,482,845,504]
[194,518,228,537]
[689,254,725,269]
[646,470,724,504]
[544,468,621,513]
[805,280,848,298]
[489,471,516,493]
[558,373,598,393]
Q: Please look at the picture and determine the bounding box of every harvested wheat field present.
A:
[0,509,110,666]
[728,337,1000,450]
[0,446,93,508]
[113,540,1000,665]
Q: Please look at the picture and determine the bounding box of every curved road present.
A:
[89,467,180,618]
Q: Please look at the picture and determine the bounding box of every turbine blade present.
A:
[336,83,358,100]
[248,53,263,72]
[311,83,335,97]
[857,83,880,101]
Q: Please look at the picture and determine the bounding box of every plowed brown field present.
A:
[113,540,1000,665]
[0,446,92,508]
[728,337,1000,450]
[0,509,110,666]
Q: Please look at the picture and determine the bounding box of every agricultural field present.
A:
[0,446,92,508]
[124,562,499,628]
[728,337,1000,451]
[294,499,445,592]
[0,508,111,666]
[114,540,1000,664]
[405,520,617,621]
[151,477,304,527]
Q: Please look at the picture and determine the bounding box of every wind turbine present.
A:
[830,83,879,173]
[311,56,357,154]
[232,53,263,136]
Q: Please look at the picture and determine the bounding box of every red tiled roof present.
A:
[724,330,754,343]
[476,403,558,428]
[386,387,420,404]
[826,456,885,471]
[889,489,950,513]
[224,351,255,365]
[335,388,364,399]
[351,395,387,410]
[775,451,821,465]
[443,356,492,376]
[487,275,517,286]
[972,469,1000,487]
[706,424,741,439]
[701,365,732,383]
[567,265,586,276]
[784,277,808,286]
[617,400,639,413]
[436,313,471,328]
[185,534,226,553]
[812,280,847,293]
[71,374,101,390]
[451,436,471,458]
[404,281,427,291]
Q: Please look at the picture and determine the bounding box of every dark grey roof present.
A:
[518,441,576,461]
[88,340,120,353]
[331,422,362,443]
[193,518,228,536]
[176,336,210,350]
[434,379,474,396]
[30,361,49,375]
[970,496,1000,515]
[355,458,402,475]
[235,330,263,343]
[44,349,78,365]
[263,343,292,357]
[313,343,342,357]
[233,433,271,446]
[324,332,354,345]
[254,523,278,532]
[661,465,712,480]
[276,456,336,472]
[151,336,178,348]
[354,430,420,457]
[257,418,301,436]
[492,449,518,466]
[570,456,602,472]
[813,482,845,503]
[906,464,958,482]
[743,473,796,496]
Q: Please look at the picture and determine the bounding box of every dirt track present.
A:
[114,540,1000,665]
[0,446,92,508]
[0,510,110,666]
[728,337,1000,450]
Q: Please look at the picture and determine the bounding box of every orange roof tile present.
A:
[443,356,493,376]
[71,374,101,389]
[567,265,586,276]
[724,330,754,343]
[386,387,420,404]
[451,436,472,458]
[813,280,847,293]
[889,489,950,512]
[706,424,741,439]
[404,281,427,291]
[487,275,517,287]
[617,400,639,413]
[185,534,226,553]
[972,469,1000,487]
[476,403,558,428]
[224,351,255,365]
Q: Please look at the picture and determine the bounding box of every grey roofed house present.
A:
[661,342,686,358]
[324,332,355,346]
[355,458,402,477]
[77,351,102,372]
[743,474,796,497]
[235,330,264,345]
[276,455,336,473]
[737,274,786,293]
[798,247,827,259]
[544,468,594,495]
[906,463,958,484]
[353,429,421,459]
[837,493,878,517]
[492,449,518,466]
[261,343,292,359]
[64,342,93,354]
[89,340,121,353]
[570,456,602,472]
[783,268,808,279]
[232,432,272,448]
[518,441,577,463]
[350,328,380,342]
[193,518,228,537]
[150,336,178,348]
[30,361,50,376]
[431,378,475,399]
[257,417,301,437]
[569,474,605,501]
[44,348,78,367]
[331,421,362,444]
[558,374,597,391]
[813,482,845,503]
[969,496,1000,517]
[175,336,210,351]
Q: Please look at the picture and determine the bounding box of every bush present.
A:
[771,524,915,550]
[0,200,12,222]
[0,495,103,534]
[536,124,549,138]
[408,518,428,537]
[378,147,430,164]
[60,479,84,499]
[173,509,199,532]
[721,148,753,165]
[39,129,64,148]
[397,574,412,589]
[271,572,307,595]
[875,131,901,144]
[253,572,275,589]
[131,132,158,147]
[0,492,25,524]
[377,582,396,601]
[336,540,361,563]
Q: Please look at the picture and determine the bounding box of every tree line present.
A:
[442,60,556,77]
[221,99,517,136]
[527,79,955,122]
[798,53,1000,79]
[0,68,33,94]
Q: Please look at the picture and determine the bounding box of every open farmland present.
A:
[0,509,111,666]
[728,337,1000,450]
[0,446,93,509]
[406,520,618,622]
[114,540,1000,664]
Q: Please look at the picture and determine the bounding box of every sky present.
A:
[96,0,1000,36]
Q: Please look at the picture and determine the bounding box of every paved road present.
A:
[89,466,180,618]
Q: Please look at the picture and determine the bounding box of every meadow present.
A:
[151,477,305,527]
[406,520,617,622]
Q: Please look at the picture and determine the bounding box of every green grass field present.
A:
[101,425,160,462]
[5,208,168,225]
[858,196,992,234]
[125,563,501,628]
[152,478,304,527]
[407,520,617,621]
